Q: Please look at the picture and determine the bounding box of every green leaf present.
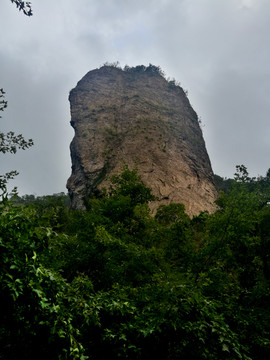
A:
[222,343,230,352]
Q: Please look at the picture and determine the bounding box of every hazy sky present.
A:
[1,0,270,195]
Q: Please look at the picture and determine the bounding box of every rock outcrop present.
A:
[67,64,217,215]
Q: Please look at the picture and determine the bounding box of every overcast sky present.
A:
[1,0,270,195]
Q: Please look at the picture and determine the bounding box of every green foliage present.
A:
[0,88,8,115]
[1,165,270,359]
[155,203,189,226]
[0,89,34,200]
[0,130,34,154]
[194,166,270,359]
[0,89,34,154]
[10,0,33,16]
[0,204,86,359]
[109,165,155,206]
[214,173,234,193]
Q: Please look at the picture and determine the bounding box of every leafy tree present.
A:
[155,202,189,226]
[0,202,88,359]
[214,173,234,193]
[9,0,33,16]
[0,89,33,200]
[1,165,270,359]
[194,166,270,359]
[109,165,155,206]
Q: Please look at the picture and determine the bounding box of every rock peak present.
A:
[67,64,217,215]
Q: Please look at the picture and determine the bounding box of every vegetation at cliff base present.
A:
[1,165,270,359]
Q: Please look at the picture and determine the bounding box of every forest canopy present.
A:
[1,165,270,359]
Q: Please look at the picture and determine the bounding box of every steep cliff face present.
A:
[67,65,217,215]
